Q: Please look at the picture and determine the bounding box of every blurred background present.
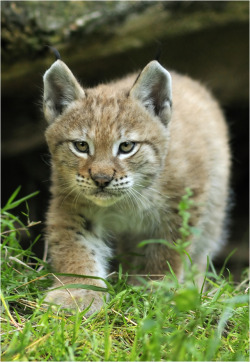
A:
[1,1,249,279]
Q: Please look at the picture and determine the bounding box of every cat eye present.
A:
[73,141,89,153]
[119,141,136,154]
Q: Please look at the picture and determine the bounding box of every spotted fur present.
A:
[43,60,230,314]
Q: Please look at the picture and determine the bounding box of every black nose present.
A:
[91,173,113,188]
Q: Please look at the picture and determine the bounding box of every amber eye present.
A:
[73,141,89,153]
[119,141,136,154]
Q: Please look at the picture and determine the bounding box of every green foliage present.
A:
[1,188,249,361]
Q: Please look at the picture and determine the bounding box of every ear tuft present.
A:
[130,61,172,125]
[43,60,85,123]
[46,45,61,61]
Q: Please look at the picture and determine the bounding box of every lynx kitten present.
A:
[43,58,230,314]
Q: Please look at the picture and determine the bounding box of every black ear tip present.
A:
[154,41,162,62]
[46,45,61,61]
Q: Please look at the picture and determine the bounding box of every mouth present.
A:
[94,189,112,198]
[85,188,124,206]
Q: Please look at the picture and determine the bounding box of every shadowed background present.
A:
[1,1,249,279]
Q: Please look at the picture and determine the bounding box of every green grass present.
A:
[1,188,249,361]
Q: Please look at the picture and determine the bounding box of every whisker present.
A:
[135,183,166,198]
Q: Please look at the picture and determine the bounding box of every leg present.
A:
[44,211,112,315]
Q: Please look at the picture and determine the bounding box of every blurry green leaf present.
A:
[51,283,109,293]
[174,287,200,312]
[2,189,39,212]
[141,318,157,332]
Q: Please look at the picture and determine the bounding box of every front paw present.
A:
[44,288,105,316]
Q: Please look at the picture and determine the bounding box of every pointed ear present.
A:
[129,61,172,125]
[43,60,85,123]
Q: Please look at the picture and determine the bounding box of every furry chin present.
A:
[85,192,123,207]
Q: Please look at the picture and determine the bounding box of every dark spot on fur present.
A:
[51,240,59,245]
[65,226,76,231]
[76,231,84,237]
[85,218,93,232]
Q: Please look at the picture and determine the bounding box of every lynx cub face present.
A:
[43,58,230,315]
[45,61,171,208]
